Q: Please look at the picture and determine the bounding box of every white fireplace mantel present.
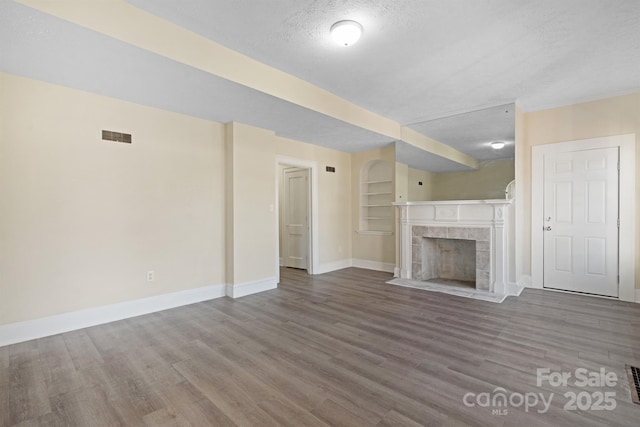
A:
[393,199,516,296]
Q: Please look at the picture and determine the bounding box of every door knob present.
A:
[544,226,552,231]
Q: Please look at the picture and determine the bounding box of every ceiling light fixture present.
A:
[330,20,363,46]
[491,141,506,150]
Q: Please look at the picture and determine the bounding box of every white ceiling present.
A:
[3,0,640,171]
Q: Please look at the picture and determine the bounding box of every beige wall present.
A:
[225,122,352,286]
[395,163,408,202]
[0,73,226,324]
[517,92,640,289]
[408,167,434,201]
[514,105,529,284]
[225,123,277,285]
[395,163,434,202]
[431,159,514,201]
[8,70,635,330]
[0,74,354,326]
[351,146,395,264]
[305,146,352,266]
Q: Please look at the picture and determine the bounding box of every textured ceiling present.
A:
[127,0,640,123]
[3,0,640,172]
[409,104,516,162]
[0,1,393,153]
[395,142,474,174]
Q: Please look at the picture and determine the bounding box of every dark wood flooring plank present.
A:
[311,398,375,427]
[377,409,428,427]
[49,384,121,426]
[36,335,85,398]
[0,345,10,426]
[61,329,104,371]
[152,381,236,427]
[7,343,51,425]
[3,267,640,426]
[172,357,281,426]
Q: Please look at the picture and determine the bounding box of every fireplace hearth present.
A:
[394,200,519,296]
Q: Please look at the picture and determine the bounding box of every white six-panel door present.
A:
[283,168,309,270]
[543,147,619,297]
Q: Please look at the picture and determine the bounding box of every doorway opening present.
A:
[275,156,319,283]
[279,165,310,271]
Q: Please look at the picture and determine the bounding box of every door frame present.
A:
[531,134,636,301]
[275,156,318,282]
[281,167,310,270]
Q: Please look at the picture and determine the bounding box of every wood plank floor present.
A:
[2,267,640,426]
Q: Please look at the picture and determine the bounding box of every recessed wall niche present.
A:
[360,159,393,234]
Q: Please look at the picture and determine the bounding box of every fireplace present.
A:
[412,227,490,290]
[395,200,517,296]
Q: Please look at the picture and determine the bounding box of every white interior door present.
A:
[283,168,309,270]
[543,147,619,296]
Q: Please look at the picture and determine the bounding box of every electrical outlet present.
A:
[147,270,154,282]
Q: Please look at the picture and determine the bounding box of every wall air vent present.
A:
[102,130,132,144]
[627,365,640,404]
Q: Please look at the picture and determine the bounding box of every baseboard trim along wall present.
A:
[315,259,353,275]
[518,275,533,288]
[351,259,396,273]
[226,277,278,299]
[315,259,396,275]
[0,284,226,347]
[506,282,525,296]
[636,289,640,303]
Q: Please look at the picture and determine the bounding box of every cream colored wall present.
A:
[395,163,409,203]
[0,73,226,325]
[407,167,434,201]
[517,92,640,289]
[351,146,396,264]
[274,137,352,270]
[225,122,352,286]
[431,159,514,201]
[514,105,529,285]
[17,0,478,170]
[0,74,354,325]
[395,163,433,202]
[277,164,286,262]
[225,123,278,285]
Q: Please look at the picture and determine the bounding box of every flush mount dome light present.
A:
[330,20,363,46]
[491,141,506,150]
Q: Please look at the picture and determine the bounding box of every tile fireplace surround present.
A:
[394,200,518,296]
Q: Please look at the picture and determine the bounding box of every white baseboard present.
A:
[226,277,277,299]
[636,289,640,303]
[352,259,395,273]
[517,275,533,288]
[314,259,352,275]
[314,259,396,275]
[506,281,525,296]
[394,267,401,277]
[0,284,226,347]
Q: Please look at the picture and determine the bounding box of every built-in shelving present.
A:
[360,161,393,233]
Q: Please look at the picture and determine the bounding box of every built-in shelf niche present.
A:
[360,160,393,234]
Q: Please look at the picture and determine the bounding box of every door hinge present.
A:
[617,218,620,228]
